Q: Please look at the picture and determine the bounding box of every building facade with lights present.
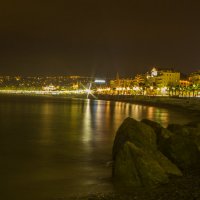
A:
[147,67,180,88]
[189,71,200,84]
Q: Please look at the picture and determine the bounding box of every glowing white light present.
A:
[161,87,167,94]
[133,86,140,91]
[85,89,91,94]
[94,80,106,83]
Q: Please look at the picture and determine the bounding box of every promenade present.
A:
[0,89,200,112]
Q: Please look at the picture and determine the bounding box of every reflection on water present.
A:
[83,100,92,142]
[0,96,196,200]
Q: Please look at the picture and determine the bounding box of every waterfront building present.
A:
[179,80,191,87]
[110,73,133,88]
[189,70,200,84]
[133,74,146,86]
[147,67,180,88]
[110,78,135,89]
[109,73,135,94]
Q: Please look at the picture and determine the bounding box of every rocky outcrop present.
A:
[112,118,157,160]
[141,119,173,149]
[114,142,169,187]
[112,118,182,188]
[166,123,200,170]
[141,119,200,170]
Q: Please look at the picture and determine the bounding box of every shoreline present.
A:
[1,92,200,114]
[95,94,200,114]
[96,94,200,108]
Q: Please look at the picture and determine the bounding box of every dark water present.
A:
[0,95,197,200]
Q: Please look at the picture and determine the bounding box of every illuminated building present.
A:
[189,70,200,84]
[179,80,191,87]
[110,78,135,88]
[110,73,135,89]
[133,74,146,86]
[42,85,57,91]
[147,67,180,87]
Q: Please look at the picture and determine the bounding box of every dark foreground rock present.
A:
[112,117,157,160]
[112,118,182,188]
[142,119,200,170]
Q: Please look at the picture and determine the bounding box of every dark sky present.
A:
[0,0,200,77]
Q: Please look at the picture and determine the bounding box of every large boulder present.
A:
[141,119,173,147]
[113,142,169,187]
[153,151,182,177]
[186,121,200,129]
[112,117,157,160]
[141,119,162,133]
[112,118,182,188]
[185,121,200,151]
[164,124,200,170]
[142,119,200,170]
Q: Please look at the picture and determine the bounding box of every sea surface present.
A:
[0,95,197,200]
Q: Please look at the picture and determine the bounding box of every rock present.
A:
[141,119,162,133]
[158,128,173,140]
[164,124,200,170]
[141,119,173,146]
[112,118,182,188]
[185,121,200,129]
[113,142,169,187]
[184,122,200,151]
[112,117,157,160]
[141,119,200,170]
[113,141,142,187]
[168,124,190,137]
[153,151,182,177]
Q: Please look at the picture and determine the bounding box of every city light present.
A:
[0,68,199,97]
[94,79,106,83]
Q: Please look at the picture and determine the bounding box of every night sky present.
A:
[0,0,200,77]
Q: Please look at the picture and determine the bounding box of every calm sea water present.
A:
[0,95,197,200]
